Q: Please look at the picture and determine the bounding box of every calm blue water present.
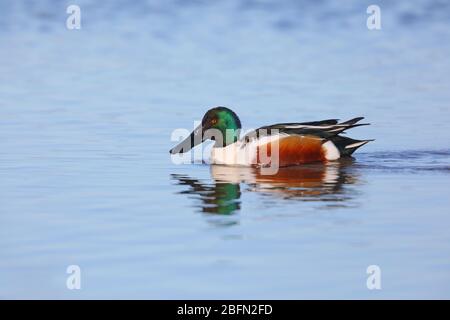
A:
[1,0,450,299]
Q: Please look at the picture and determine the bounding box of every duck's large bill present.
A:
[169,124,204,154]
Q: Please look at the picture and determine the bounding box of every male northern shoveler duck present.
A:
[169,106,372,167]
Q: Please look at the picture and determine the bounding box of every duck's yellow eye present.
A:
[211,119,217,125]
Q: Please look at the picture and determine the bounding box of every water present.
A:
[1,0,450,299]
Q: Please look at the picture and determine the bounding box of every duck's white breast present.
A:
[210,140,253,166]
[210,134,289,166]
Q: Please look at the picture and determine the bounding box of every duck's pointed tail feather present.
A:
[330,135,374,156]
[341,117,365,125]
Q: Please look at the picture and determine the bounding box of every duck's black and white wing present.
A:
[258,117,367,137]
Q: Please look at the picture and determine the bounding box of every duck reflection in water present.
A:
[171,159,361,215]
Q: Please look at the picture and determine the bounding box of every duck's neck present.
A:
[215,128,240,148]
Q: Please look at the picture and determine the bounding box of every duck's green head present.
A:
[170,106,241,154]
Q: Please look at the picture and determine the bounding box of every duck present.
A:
[169,106,372,167]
